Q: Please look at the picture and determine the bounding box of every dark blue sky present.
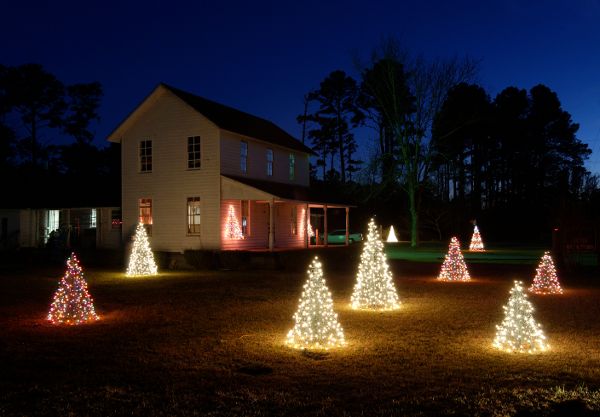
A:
[3,0,600,172]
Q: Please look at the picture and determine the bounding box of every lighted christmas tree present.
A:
[225,204,244,239]
[469,225,485,251]
[493,280,548,353]
[386,225,399,243]
[529,251,563,295]
[126,223,158,276]
[351,218,400,310]
[48,253,99,325]
[286,257,345,349]
[438,236,471,281]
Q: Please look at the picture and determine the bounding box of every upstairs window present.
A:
[187,136,201,169]
[240,141,248,173]
[266,149,273,176]
[187,197,201,234]
[289,153,295,181]
[140,140,152,172]
[139,198,152,235]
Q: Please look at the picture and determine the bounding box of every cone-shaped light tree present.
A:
[286,257,345,349]
[351,218,400,310]
[48,253,100,325]
[386,225,399,243]
[438,237,471,281]
[529,251,563,294]
[126,223,158,276]
[225,204,244,240]
[493,280,548,353]
[469,225,485,251]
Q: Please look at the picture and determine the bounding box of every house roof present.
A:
[222,175,353,207]
[162,84,314,155]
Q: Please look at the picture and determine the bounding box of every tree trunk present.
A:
[408,180,418,247]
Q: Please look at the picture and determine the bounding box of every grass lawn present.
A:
[1,253,600,416]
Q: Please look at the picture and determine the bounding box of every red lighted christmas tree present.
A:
[469,225,485,251]
[529,251,563,295]
[438,237,471,281]
[48,253,99,325]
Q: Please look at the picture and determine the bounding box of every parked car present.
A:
[311,229,363,245]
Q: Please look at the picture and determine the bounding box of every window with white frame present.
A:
[241,200,250,237]
[291,206,297,235]
[240,141,248,173]
[140,140,152,172]
[139,198,152,235]
[289,153,295,180]
[266,148,273,176]
[187,136,201,169]
[187,197,201,234]
[90,208,97,228]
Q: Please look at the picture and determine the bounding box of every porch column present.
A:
[345,207,349,246]
[305,204,309,248]
[268,198,274,251]
[324,204,328,247]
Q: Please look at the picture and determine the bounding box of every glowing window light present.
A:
[438,236,471,281]
[126,223,158,276]
[286,257,345,350]
[493,280,548,353]
[351,218,400,310]
[469,225,485,251]
[48,252,100,325]
[529,251,563,295]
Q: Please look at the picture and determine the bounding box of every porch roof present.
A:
[221,175,353,208]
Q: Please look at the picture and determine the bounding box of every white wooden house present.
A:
[108,83,351,252]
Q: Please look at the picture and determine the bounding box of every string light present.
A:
[286,257,345,349]
[438,236,471,281]
[386,225,399,243]
[225,204,244,240]
[529,251,563,295]
[48,253,99,325]
[126,223,158,276]
[469,225,485,251]
[493,280,548,353]
[351,218,400,310]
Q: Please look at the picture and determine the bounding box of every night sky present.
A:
[3,0,600,173]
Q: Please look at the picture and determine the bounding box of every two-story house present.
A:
[107,83,351,252]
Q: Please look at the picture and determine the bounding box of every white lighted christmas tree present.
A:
[351,218,400,310]
[48,252,100,325]
[386,225,399,243]
[225,204,244,240]
[493,280,548,353]
[529,251,563,295]
[469,225,485,251]
[438,236,471,281]
[286,257,345,349]
[126,223,158,276]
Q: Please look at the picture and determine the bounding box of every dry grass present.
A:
[1,259,600,416]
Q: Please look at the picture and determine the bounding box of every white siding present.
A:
[120,88,222,252]
[274,202,305,249]
[96,207,122,249]
[220,131,309,186]
[220,200,270,250]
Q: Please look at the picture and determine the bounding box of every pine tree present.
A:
[386,225,399,243]
[351,218,400,310]
[225,204,244,240]
[286,257,345,349]
[126,223,158,276]
[48,252,99,325]
[438,236,471,281]
[529,251,563,294]
[469,225,485,251]
[493,280,548,353]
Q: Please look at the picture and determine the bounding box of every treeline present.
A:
[0,64,119,208]
[299,42,597,245]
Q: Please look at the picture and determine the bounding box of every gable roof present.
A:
[162,83,314,155]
